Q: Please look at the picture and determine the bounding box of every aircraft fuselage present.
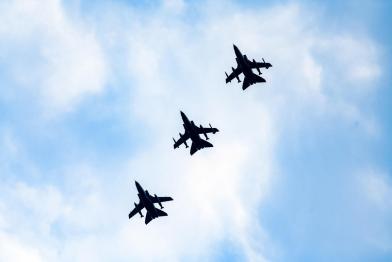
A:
[181,111,203,142]
[233,45,255,78]
[135,181,160,218]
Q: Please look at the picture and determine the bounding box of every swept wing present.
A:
[225,67,242,83]
[128,202,144,219]
[173,132,190,149]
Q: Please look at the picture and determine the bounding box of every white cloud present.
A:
[0,0,108,114]
[0,233,44,262]
[0,182,65,261]
[163,0,186,13]
[319,36,381,83]
[0,0,386,261]
[360,169,392,210]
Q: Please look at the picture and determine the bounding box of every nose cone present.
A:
[233,44,241,57]
[180,111,187,121]
[135,181,142,191]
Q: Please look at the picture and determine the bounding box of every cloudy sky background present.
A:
[0,0,391,261]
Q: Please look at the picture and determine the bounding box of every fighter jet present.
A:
[128,181,173,225]
[225,44,272,90]
[173,111,219,155]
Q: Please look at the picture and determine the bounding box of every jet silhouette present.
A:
[173,111,219,155]
[225,44,272,90]
[128,181,173,225]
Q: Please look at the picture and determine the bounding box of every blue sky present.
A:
[0,0,391,261]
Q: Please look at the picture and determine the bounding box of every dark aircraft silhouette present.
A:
[173,111,219,155]
[128,181,173,225]
[225,44,272,90]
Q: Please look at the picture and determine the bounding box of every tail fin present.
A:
[155,209,168,217]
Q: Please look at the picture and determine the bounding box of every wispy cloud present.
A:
[0,0,108,114]
[0,0,389,261]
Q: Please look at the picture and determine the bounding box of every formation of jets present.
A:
[129,44,272,225]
